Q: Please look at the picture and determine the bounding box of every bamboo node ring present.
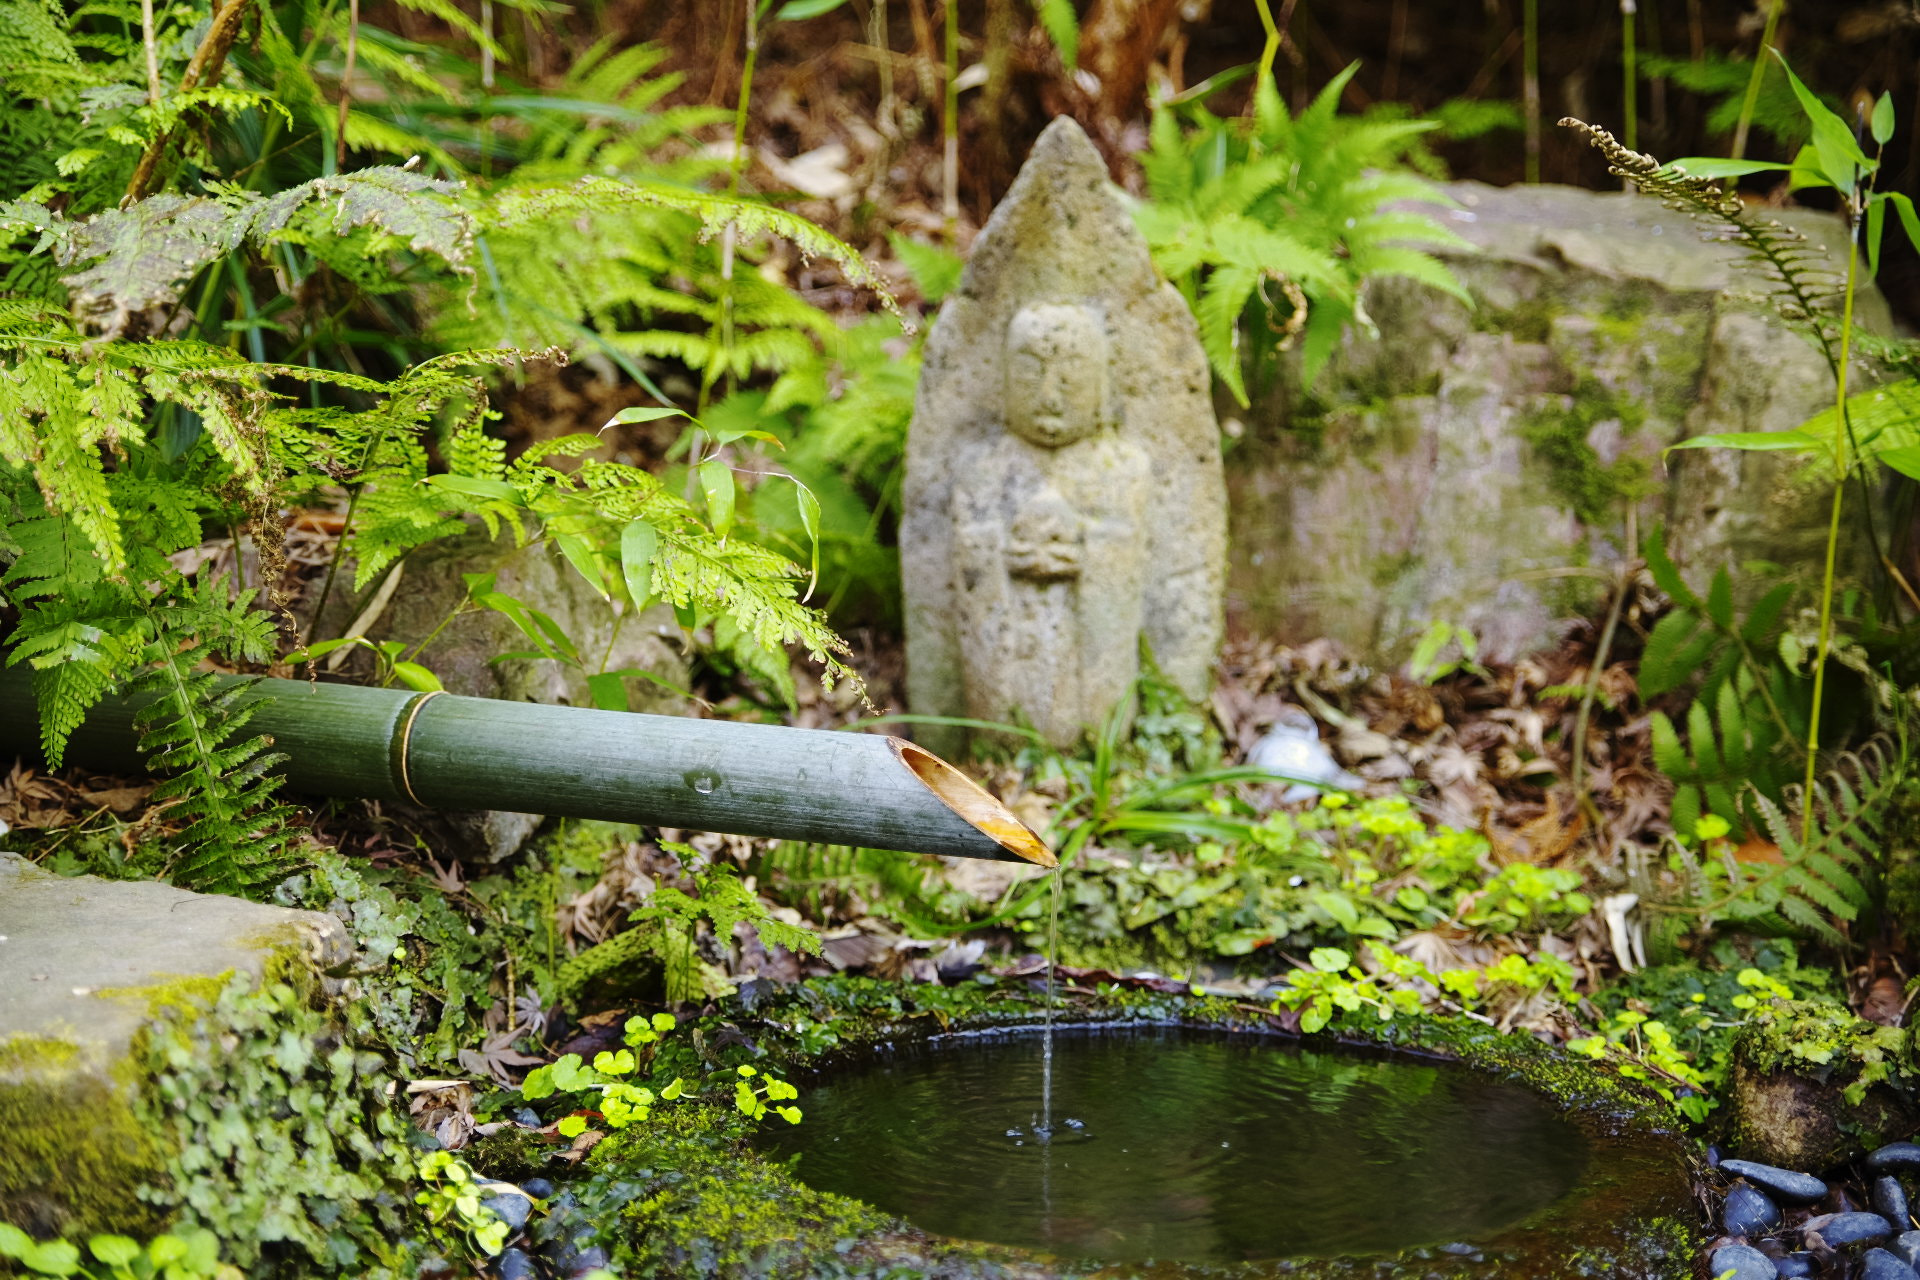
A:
[390,690,446,805]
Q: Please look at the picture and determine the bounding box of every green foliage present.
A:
[1640,52,1809,156]
[0,1225,239,1280]
[1271,939,1576,1034]
[1638,526,1804,835]
[1138,61,1470,403]
[412,1151,511,1261]
[1560,114,1854,377]
[1686,747,1901,946]
[2,0,884,878]
[516,1010,801,1134]
[1405,619,1484,684]
[2,168,471,339]
[135,973,424,1277]
[558,854,821,1005]
[273,848,498,1073]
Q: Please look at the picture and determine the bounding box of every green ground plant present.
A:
[0,1225,240,1280]
[515,1012,800,1136]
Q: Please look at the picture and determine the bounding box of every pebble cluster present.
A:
[475,1175,613,1280]
[1710,1144,1920,1280]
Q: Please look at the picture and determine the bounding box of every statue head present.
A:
[1005,304,1107,448]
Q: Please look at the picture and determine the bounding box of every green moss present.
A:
[0,1034,169,1241]
[132,974,427,1278]
[1736,997,1910,1089]
[463,1123,560,1185]
[1473,294,1556,344]
[1518,378,1655,527]
[95,972,231,1021]
[0,937,352,1246]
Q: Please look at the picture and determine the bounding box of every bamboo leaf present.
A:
[554,532,609,602]
[1667,430,1822,453]
[1872,91,1896,145]
[1772,50,1870,192]
[698,459,736,539]
[620,520,658,609]
[793,480,821,602]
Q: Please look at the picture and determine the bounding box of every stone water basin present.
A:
[760,1023,1694,1277]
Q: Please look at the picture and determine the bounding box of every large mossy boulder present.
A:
[1724,998,1919,1170]
[1227,181,1896,663]
[0,852,372,1245]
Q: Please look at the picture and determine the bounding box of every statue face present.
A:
[1005,305,1106,448]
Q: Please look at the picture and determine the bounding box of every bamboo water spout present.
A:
[0,671,1055,866]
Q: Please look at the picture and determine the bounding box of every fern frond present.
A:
[1560,118,1845,373]
[484,178,897,315]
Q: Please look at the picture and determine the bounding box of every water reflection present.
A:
[762,1028,1587,1264]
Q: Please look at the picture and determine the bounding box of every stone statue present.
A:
[903,117,1226,751]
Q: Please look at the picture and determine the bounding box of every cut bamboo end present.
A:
[887,738,1056,868]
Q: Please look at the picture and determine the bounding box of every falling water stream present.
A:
[1041,866,1060,1133]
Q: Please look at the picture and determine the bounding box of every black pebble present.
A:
[480,1187,532,1232]
[512,1107,542,1128]
[1894,1229,1920,1270]
[1871,1145,1920,1175]
[493,1247,536,1280]
[1772,1254,1813,1278]
[521,1177,555,1199]
[1806,1211,1894,1247]
[1707,1243,1778,1280]
[1724,1184,1782,1237]
[1877,1176,1913,1230]
[1719,1159,1829,1205]
[563,1245,610,1278]
[1863,1248,1920,1280]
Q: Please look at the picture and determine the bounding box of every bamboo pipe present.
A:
[0,670,1055,866]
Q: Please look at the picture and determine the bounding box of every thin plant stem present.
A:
[1731,0,1783,160]
[479,0,495,181]
[1571,560,1636,819]
[942,0,959,244]
[1620,0,1637,152]
[140,0,162,104]
[1801,234,1859,847]
[698,0,760,438]
[1250,0,1298,115]
[1253,0,1280,97]
[335,0,359,169]
[1523,0,1540,183]
[126,0,254,199]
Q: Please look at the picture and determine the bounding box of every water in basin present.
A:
[762,1026,1589,1265]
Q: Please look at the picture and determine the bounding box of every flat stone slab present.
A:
[0,851,348,1236]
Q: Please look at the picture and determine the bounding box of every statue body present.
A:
[902,118,1226,752]
[950,305,1149,743]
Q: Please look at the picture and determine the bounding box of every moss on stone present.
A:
[95,972,231,1021]
[0,1034,169,1240]
[1724,997,1917,1168]
[131,973,425,1278]
[1472,294,1557,344]
[1518,379,1655,527]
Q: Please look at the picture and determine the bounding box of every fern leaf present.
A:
[1194,264,1257,408]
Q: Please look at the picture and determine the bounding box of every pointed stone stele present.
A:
[0,851,347,1237]
[901,116,1226,751]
